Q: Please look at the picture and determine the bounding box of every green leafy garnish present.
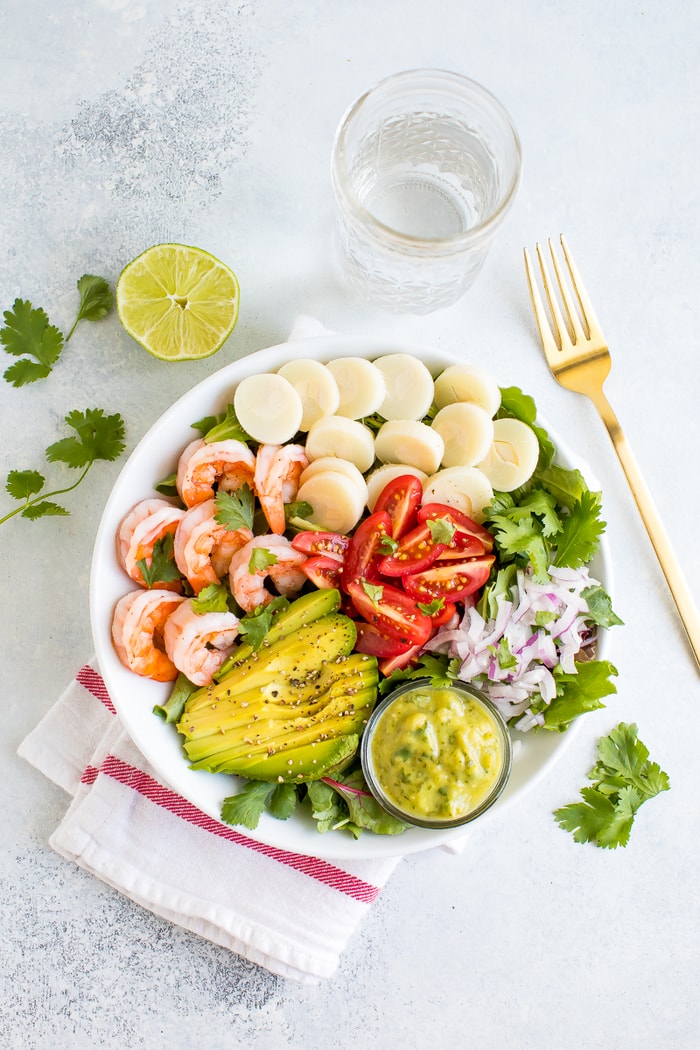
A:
[137,532,182,588]
[1,300,64,386]
[379,651,459,694]
[153,673,198,724]
[427,517,456,544]
[554,722,670,848]
[221,780,298,830]
[2,276,112,386]
[581,584,624,629]
[190,582,230,614]
[66,275,113,339]
[2,408,126,524]
[193,403,252,444]
[497,385,555,467]
[553,490,606,569]
[361,579,384,603]
[237,596,290,649]
[540,660,619,732]
[311,771,407,837]
[215,484,255,532]
[248,546,278,573]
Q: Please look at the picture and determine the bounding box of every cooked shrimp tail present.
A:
[116,498,185,590]
[163,599,240,686]
[176,438,256,508]
[229,534,308,613]
[253,443,309,534]
[112,589,186,682]
[174,498,253,594]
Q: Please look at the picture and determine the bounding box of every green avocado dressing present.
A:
[370,685,505,822]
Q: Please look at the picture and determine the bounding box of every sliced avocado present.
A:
[181,654,377,770]
[215,588,342,679]
[217,733,360,783]
[183,610,357,716]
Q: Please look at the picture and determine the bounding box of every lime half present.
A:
[116,243,240,361]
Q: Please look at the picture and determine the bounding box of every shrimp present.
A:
[163,599,240,687]
[174,498,253,594]
[111,589,186,682]
[116,498,186,590]
[176,438,256,508]
[254,443,309,534]
[229,534,308,613]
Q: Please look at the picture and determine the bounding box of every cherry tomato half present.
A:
[291,531,349,560]
[346,578,433,648]
[302,554,343,590]
[417,598,457,627]
[353,620,414,659]
[372,474,423,539]
[418,503,494,553]
[378,644,423,676]
[377,521,448,577]
[341,511,392,589]
[402,554,496,602]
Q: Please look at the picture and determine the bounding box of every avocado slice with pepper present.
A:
[177,597,379,782]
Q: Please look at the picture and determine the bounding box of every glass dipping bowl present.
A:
[360,678,513,829]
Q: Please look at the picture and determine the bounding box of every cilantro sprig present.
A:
[2,408,125,524]
[2,275,112,387]
[554,722,670,848]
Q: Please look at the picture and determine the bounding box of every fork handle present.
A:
[590,388,700,670]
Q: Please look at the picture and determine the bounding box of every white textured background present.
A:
[1,1,698,1047]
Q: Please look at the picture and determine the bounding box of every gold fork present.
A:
[524,235,700,670]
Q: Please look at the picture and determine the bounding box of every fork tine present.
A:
[523,247,560,360]
[534,241,572,350]
[559,234,603,339]
[547,238,589,344]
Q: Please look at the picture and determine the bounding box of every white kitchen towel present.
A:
[18,661,403,984]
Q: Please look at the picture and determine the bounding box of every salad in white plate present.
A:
[101,340,620,847]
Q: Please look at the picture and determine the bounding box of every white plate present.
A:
[90,334,611,860]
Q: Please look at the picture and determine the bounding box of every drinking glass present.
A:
[331,69,522,313]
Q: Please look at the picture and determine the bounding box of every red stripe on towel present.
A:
[86,753,382,904]
[76,665,117,715]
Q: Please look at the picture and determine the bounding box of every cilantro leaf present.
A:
[591,721,670,798]
[248,545,278,573]
[1,407,126,526]
[190,583,231,614]
[6,469,45,500]
[488,513,550,581]
[582,584,624,629]
[237,596,289,649]
[427,517,456,544]
[65,275,113,339]
[267,783,299,821]
[553,490,606,569]
[1,298,64,386]
[21,500,69,519]
[379,651,458,694]
[215,485,254,532]
[221,781,277,829]
[220,780,299,829]
[554,723,669,848]
[137,532,182,588]
[541,659,618,731]
[46,407,125,468]
[361,579,384,603]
